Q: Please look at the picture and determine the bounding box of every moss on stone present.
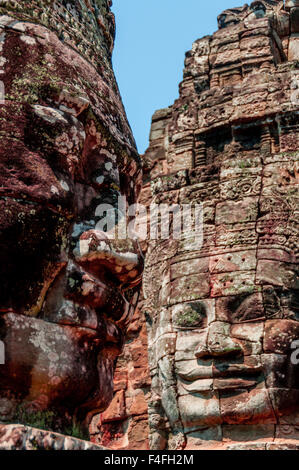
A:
[175,302,205,327]
[10,62,62,105]
[12,404,88,440]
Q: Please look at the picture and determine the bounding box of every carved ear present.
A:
[217,14,227,28]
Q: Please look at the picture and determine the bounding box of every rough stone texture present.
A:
[1,0,299,452]
[141,0,299,450]
[90,304,151,450]
[0,424,106,450]
[0,0,143,447]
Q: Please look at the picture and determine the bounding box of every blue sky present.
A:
[111,1,244,154]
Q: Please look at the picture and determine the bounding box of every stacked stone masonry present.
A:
[0,0,143,450]
[0,0,298,452]
[91,305,151,450]
[141,0,299,450]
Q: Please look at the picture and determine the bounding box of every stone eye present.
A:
[174,302,206,328]
[229,294,265,323]
[250,1,266,16]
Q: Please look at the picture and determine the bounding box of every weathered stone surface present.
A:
[141,0,299,450]
[90,306,151,450]
[0,0,298,452]
[0,0,144,450]
[0,424,106,450]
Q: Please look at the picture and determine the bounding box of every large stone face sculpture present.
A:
[142,0,299,450]
[0,0,143,442]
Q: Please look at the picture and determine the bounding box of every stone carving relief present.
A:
[142,0,299,450]
[0,0,143,446]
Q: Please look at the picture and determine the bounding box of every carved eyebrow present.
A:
[233,316,266,324]
[250,1,266,11]
[228,295,265,323]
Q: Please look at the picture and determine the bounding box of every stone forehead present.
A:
[0,1,140,162]
[0,0,114,68]
[2,0,112,22]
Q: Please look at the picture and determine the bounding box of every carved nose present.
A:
[195,322,242,359]
[74,229,143,289]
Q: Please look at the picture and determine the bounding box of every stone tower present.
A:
[0,0,143,449]
[142,0,299,450]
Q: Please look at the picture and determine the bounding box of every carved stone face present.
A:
[144,146,299,449]
[0,9,142,432]
[142,1,299,444]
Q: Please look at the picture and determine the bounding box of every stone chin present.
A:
[0,292,125,432]
[0,225,142,431]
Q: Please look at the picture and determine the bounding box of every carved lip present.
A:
[60,280,138,345]
[180,376,259,393]
[178,364,263,384]
[212,364,263,378]
[212,377,259,390]
[64,262,139,327]
[40,269,130,348]
[45,300,125,354]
